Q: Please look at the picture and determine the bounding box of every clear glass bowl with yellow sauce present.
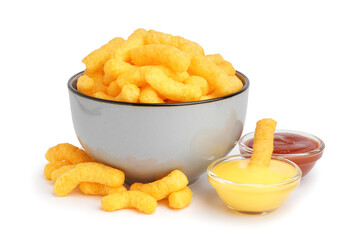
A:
[207,154,302,214]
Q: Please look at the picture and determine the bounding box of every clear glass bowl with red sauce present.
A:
[239,129,325,176]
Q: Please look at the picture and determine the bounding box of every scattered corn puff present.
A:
[82,37,125,73]
[145,67,202,102]
[45,143,93,164]
[131,44,191,73]
[130,170,188,201]
[249,118,277,168]
[79,182,127,196]
[51,164,77,181]
[101,191,157,214]
[53,162,125,196]
[115,84,140,103]
[139,86,164,103]
[168,187,192,209]
[44,160,71,180]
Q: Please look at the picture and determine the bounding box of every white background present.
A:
[1,0,359,239]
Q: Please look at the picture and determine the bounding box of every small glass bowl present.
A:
[239,129,325,176]
[207,154,302,214]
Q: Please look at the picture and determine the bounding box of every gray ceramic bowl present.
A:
[68,71,249,184]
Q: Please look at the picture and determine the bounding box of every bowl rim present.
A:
[207,154,302,188]
[238,129,325,157]
[67,70,249,107]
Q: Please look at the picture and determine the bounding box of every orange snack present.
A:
[44,160,71,180]
[131,44,191,72]
[45,143,93,164]
[145,67,202,102]
[101,191,157,214]
[79,182,127,196]
[51,164,77,181]
[53,162,125,196]
[168,187,192,209]
[82,37,125,73]
[130,170,188,201]
[249,118,277,168]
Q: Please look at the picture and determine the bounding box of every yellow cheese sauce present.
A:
[208,158,300,213]
[212,159,296,185]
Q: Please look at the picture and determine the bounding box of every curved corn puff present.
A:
[114,84,140,103]
[145,30,204,57]
[205,54,235,76]
[139,86,164,104]
[103,58,136,86]
[92,91,115,101]
[188,54,243,97]
[168,187,192,209]
[44,160,71,180]
[145,67,202,102]
[131,44,191,73]
[106,80,121,97]
[51,164,77,181]
[82,37,125,73]
[103,28,147,83]
[77,75,95,95]
[130,170,188,201]
[79,182,127,196]
[101,191,157,214]
[45,143,93,164]
[53,162,125,196]
[249,119,277,168]
[184,76,209,96]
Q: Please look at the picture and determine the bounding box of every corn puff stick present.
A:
[205,54,235,76]
[106,80,121,97]
[103,59,136,86]
[92,92,115,101]
[114,84,140,103]
[51,165,77,181]
[101,191,157,214]
[45,143,94,164]
[145,30,204,57]
[131,44,191,73]
[168,187,192,209]
[44,160,71,180]
[184,76,209,96]
[77,75,95,95]
[139,86,164,104]
[53,162,125,196]
[116,66,150,89]
[188,55,243,97]
[84,70,107,93]
[145,67,202,102]
[82,37,125,73]
[79,182,127,196]
[249,118,277,168]
[103,28,147,83]
[130,170,188,201]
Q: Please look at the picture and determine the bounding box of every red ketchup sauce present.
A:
[245,133,319,154]
[244,133,321,176]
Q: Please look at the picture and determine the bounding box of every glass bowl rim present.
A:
[207,154,302,188]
